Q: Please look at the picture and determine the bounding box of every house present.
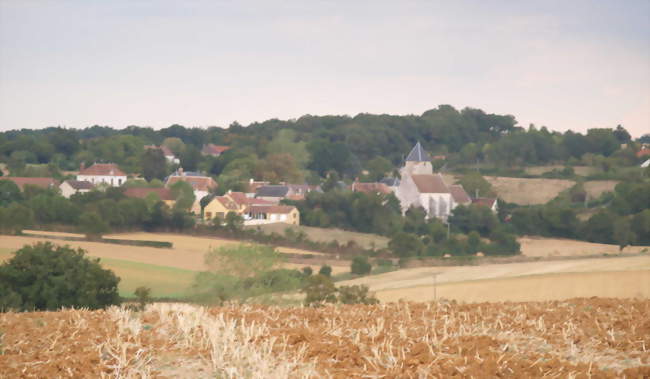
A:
[472,197,498,213]
[449,185,472,207]
[77,163,127,187]
[245,179,270,198]
[145,145,180,164]
[245,205,300,226]
[201,144,231,157]
[165,169,217,203]
[202,195,242,221]
[380,177,400,190]
[395,142,463,221]
[642,159,650,168]
[351,180,392,195]
[4,177,60,191]
[124,187,176,207]
[60,180,94,198]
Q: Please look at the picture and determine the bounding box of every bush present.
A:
[301,266,313,276]
[318,265,332,277]
[0,242,121,311]
[350,256,372,275]
[338,285,379,305]
[302,274,337,306]
[134,286,152,311]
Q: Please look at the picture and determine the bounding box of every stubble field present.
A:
[1,298,648,378]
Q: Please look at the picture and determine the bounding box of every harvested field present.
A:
[519,236,649,257]
[525,165,597,176]
[584,180,619,199]
[342,255,650,302]
[1,299,648,377]
[484,176,575,205]
[246,224,390,249]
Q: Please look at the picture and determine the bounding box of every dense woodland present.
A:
[1,105,649,258]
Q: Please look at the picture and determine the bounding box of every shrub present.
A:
[78,211,110,240]
[134,286,152,311]
[338,285,379,305]
[350,256,372,275]
[302,274,337,306]
[318,265,332,277]
[0,242,121,311]
[301,266,313,276]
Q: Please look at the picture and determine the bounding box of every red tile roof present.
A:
[166,175,217,192]
[351,182,392,195]
[449,185,471,204]
[202,144,231,156]
[124,187,175,201]
[472,197,497,208]
[226,191,249,206]
[214,196,239,211]
[4,177,59,190]
[79,163,126,176]
[411,174,449,193]
[636,148,650,158]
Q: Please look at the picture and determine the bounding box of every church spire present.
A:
[405,141,430,162]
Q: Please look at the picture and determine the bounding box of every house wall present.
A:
[202,199,240,221]
[60,183,75,199]
[256,196,282,203]
[419,193,453,219]
[77,174,126,187]
[395,175,422,214]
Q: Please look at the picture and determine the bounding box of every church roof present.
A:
[411,174,449,194]
[405,142,431,162]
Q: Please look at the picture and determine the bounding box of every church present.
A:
[395,142,470,221]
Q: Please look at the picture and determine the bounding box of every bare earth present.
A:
[584,180,618,199]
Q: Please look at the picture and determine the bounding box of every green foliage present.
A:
[338,285,379,305]
[456,172,495,198]
[449,204,498,236]
[350,256,372,275]
[134,286,152,311]
[301,266,313,276]
[0,242,121,311]
[78,212,111,239]
[225,212,244,233]
[169,180,196,211]
[318,265,332,277]
[302,274,337,306]
[0,180,22,207]
[388,232,424,258]
[141,148,167,181]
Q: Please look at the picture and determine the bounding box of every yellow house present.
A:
[202,196,241,221]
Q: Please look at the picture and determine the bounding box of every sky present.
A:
[0,0,648,136]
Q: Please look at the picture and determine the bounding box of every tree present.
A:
[0,242,120,311]
[1,203,34,234]
[0,179,22,206]
[302,274,337,306]
[141,148,167,181]
[134,286,152,311]
[169,180,196,211]
[613,217,636,251]
[350,256,372,275]
[318,265,332,277]
[456,172,495,198]
[365,156,393,181]
[225,212,244,233]
[78,212,110,240]
[179,145,202,171]
[338,285,379,305]
[388,232,424,258]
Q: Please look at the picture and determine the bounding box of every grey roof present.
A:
[380,177,400,187]
[405,142,431,162]
[255,185,290,198]
[64,180,94,190]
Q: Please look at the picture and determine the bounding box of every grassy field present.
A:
[1,247,196,298]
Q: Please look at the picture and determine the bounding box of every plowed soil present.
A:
[1,298,648,378]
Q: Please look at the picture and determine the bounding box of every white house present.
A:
[60,180,94,198]
[642,159,650,168]
[76,163,127,187]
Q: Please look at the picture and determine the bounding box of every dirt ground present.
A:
[2,299,648,377]
[584,180,619,199]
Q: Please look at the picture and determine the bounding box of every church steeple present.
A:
[405,141,430,162]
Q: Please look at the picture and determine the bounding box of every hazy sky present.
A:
[1,0,648,136]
